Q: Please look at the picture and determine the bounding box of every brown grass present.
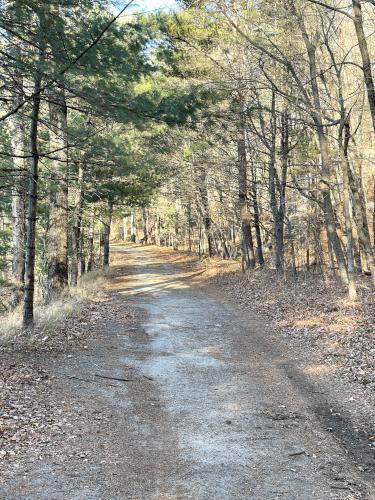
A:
[0,269,109,347]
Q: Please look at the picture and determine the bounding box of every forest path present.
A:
[4,245,373,499]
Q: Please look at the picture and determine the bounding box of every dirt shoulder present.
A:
[0,251,137,489]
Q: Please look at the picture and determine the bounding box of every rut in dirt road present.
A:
[3,245,374,500]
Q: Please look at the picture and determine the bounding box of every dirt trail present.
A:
[2,245,374,499]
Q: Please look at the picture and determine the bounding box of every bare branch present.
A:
[305,0,354,20]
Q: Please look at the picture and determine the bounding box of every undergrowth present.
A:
[0,269,109,347]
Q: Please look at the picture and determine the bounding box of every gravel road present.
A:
[3,245,373,499]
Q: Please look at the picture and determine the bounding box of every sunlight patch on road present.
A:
[303,364,336,375]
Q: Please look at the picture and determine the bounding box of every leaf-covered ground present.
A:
[212,270,375,389]
[0,251,137,485]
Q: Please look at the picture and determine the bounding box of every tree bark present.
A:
[268,90,285,272]
[197,166,213,257]
[22,65,43,329]
[250,161,264,266]
[87,210,95,272]
[238,134,255,270]
[80,229,86,276]
[142,207,149,243]
[71,163,84,287]
[102,202,113,267]
[123,216,128,241]
[318,130,348,283]
[352,0,375,135]
[287,217,297,277]
[5,10,26,308]
[347,133,375,286]
[339,121,357,300]
[130,210,136,242]
[9,109,26,307]
[292,2,348,284]
[187,204,192,251]
[275,107,289,273]
[155,213,161,246]
[46,91,69,298]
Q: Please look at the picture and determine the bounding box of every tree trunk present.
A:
[238,135,255,271]
[87,210,95,272]
[339,121,357,300]
[218,229,230,259]
[348,138,375,286]
[314,218,324,274]
[9,110,26,307]
[318,131,348,283]
[102,202,113,267]
[276,108,290,272]
[22,65,43,329]
[204,219,213,256]
[155,213,161,246]
[292,4,348,284]
[46,91,69,298]
[287,218,297,277]
[80,229,86,276]
[352,0,375,135]
[71,163,84,287]
[187,204,192,251]
[335,117,375,284]
[197,166,213,257]
[130,210,136,242]
[198,222,202,257]
[142,207,149,243]
[123,216,128,241]
[250,161,264,266]
[268,90,285,272]
[353,235,362,274]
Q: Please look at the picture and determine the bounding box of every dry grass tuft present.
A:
[0,269,109,347]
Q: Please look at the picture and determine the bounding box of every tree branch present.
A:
[0,0,135,122]
[305,0,354,20]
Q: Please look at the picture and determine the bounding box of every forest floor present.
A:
[0,244,374,499]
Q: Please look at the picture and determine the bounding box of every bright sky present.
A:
[114,0,179,15]
[133,0,178,11]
